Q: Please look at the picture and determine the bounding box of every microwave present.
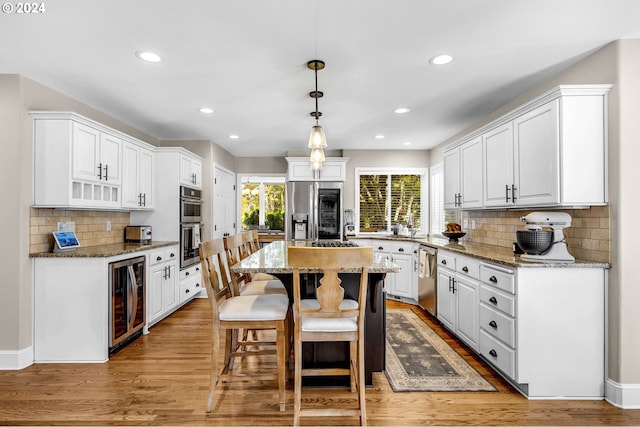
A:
[180,186,203,223]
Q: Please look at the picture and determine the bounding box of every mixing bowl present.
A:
[516,230,553,255]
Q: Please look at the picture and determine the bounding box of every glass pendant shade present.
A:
[310,160,324,170]
[308,120,327,149]
[309,147,325,163]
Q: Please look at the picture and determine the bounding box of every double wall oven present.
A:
[180,186,204,268]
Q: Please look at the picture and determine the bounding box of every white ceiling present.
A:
[2,0,640,157]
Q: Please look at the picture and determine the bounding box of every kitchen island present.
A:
[230,240,400,385]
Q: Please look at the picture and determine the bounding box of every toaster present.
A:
[125,226,152,244]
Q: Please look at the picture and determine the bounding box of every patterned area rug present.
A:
[385,309,496,392]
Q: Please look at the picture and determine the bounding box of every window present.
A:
[356,168,426,233]
[240,176,285,231]
[430,164,445,236]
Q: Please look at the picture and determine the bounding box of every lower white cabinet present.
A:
[147,246,179,326]
[436,250,480,351]
[179,263,203,303]
[437,249,606,398]
[367,240,417,303]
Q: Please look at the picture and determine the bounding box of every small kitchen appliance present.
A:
[344,209,356,236]
[125,226,152,244]
[517,212,574,262]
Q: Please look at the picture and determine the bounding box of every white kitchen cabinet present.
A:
[122,140,155,209]
[477,262,606,398]
[370,240,417,303]
[32,112,126,209]
[179,263,203,303]
[436,250,480,351]
[147,246,179,326]
[483,122,514,207]
[444,85,610,210]
[180,153,202,188]
[286,157,349,181]
[444,137,483,209]
[443,148,460,209]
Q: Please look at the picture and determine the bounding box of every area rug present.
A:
[385,309,496,392]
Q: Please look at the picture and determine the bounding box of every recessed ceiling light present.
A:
[375,134,385,139]
[228,134,239,140]
[135,51,162,63]
[429,54,453,66]
[199,107,214,114]
[394,108,410,114]
[403,141,412,146]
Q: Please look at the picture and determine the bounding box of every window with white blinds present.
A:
[356,168,426,233]
[430,164,445,236]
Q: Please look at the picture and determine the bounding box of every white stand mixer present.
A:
[520,212,575,262]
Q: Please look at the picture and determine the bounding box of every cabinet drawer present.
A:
[437,252,456,270]
[480,329,516,380]
[390,241,416,255]
[373,241,391,253]
[180,264,201,281]
[480,265,515,294]
[480,284,516,316]
[480,304,516,347]
[179,277,202,303]
[456,256,480,279]
[149,249,166,266]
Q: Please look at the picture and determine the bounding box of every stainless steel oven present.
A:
[180,186,203,223]
[181,222,204,268]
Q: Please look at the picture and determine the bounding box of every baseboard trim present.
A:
[0,347,34,370]
[605,379,640,409]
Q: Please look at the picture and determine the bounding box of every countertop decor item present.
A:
[442,231,466,242]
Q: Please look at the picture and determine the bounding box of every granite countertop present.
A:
[350,235,609,269]
[230,240,400,274]
[29,241,179,258]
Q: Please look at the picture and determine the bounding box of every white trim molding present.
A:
[0,347,33,370]
[606,379,640,409]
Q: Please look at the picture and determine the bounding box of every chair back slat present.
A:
[223,234,250,294]
[249,229,261,253]
[199,239,232,318]
[287,246,373,317]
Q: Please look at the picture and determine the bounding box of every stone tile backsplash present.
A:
[452,206,610,263]
[30,208,130,253]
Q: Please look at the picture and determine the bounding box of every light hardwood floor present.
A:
[1,298,638,426]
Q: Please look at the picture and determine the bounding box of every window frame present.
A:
[354,167,428,235]
[429,163,445,237]
[237,173,286,231]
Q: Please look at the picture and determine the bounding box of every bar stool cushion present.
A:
[300,299,359,332]
[219,294,289,321]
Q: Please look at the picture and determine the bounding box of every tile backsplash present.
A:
[448,206,610,263]
[30,208,130,253]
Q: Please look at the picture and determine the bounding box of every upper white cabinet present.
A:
[122,140,155,210]
[444,85,611,210]
[180,153,202,188]
[32,112,124,209]
[444,137,483,209]
[286,157,349,181]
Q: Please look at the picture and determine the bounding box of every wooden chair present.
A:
[242,231,279,281]
[199,238,290,412]
[287,246,373,426]
[224,233,287,296]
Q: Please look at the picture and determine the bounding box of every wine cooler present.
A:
[109,255,146,353]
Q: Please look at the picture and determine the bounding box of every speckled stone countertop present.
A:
[349,235,609,269]
[230,240,401,274]
[29,241,179,258]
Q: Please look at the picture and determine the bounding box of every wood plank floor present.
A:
[1,298,638,426]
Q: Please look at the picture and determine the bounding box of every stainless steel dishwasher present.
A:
[417,244,437,316]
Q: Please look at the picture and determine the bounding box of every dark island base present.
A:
[273,272,386,386]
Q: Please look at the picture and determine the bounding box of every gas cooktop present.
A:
[311,241,359,247]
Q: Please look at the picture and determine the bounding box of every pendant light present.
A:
[307,59,327,170]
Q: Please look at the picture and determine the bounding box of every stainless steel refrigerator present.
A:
[285,181,343,241]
